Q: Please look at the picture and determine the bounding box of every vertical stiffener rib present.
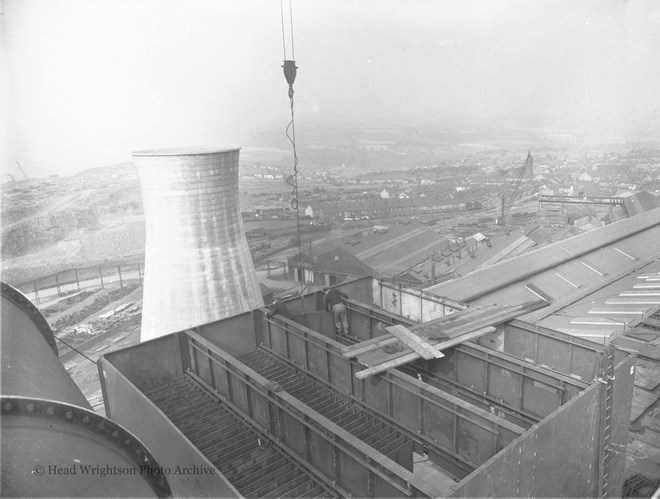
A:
[133,147,264,342]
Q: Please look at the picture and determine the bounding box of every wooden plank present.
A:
[341,305,494,358]
[630,388,659,422]
[628,439,660,466]
[422,307,526,341]
[385,325,440,360]
[353,300,545,360]
[356,301,546,367]
[634,359,660,391]
[343,304,507,359]
[633,427,660,448]
[413,305,499,335]
[642,317,660,328]
[355,327,495,379]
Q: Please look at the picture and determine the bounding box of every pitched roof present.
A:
[317,221,446,277]
[425,207,660,306]
[623,191,660,217]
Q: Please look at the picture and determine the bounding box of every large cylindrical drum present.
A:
[133,147,264,342]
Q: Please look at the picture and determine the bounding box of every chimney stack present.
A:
[133,147,264,342]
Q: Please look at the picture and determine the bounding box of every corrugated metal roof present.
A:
[624,192,660,217]
[316,221,446,278]
[537,264,660,339]
[425,207,660,306]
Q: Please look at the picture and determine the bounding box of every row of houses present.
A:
[303,192,484,221]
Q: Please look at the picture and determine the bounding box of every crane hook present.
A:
[282,60,297,98]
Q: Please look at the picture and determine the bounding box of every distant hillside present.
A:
[1,164,146,284]
[1,160,275,285]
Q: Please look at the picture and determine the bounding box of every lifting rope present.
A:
[280,0,307,300]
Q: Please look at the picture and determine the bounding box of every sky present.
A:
[2,0,660,177]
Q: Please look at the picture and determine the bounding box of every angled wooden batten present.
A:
[344,300,550,379]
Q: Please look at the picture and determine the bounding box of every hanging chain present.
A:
[280,0,307,300]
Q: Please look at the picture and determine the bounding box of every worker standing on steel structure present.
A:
[267,297,292,319]
[323,287,349,335]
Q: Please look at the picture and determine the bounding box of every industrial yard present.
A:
[3,0,660,497]
[3,145,659,497]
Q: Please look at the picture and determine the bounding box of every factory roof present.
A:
[425,207,660,308]
[424,209,660,486]
[536,263,660,338]
[624,191,660,217]
[317,221,446,278]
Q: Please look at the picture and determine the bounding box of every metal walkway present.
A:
[143,376,333,498]
[240,348,412,468]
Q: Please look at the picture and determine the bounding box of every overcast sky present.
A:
[2,0,659,177]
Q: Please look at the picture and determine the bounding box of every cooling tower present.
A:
[133,147,264,342]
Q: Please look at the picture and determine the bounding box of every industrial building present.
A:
[425,207,660,492]
[97,277,637,497]
[288,221,449,286]
[93,172,657,497]
[3,143,658,497]
[425,207,660,340]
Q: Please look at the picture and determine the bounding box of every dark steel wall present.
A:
[196,309,257,359]
[606,354,637,496]
[447,353,636,498]
[259,313,524,479]
[99,286,636,498]
[100,333,185,394]
[501,320,620,380]
[450,381,601,497]
[330,296,589,428]
[426,343,586,422]
[333,277,374,306]
[99,357,239,497]
[183,331,438,498]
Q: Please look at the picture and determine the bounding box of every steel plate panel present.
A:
[569,343,598,381]
[339,453,370,498]
[350,311,372,342]
[422,402,454,450]
[456,351,486,393]
[488,363,522,410]
[307,342,330,383]
[536,334,571,374]
[328,353,352,393]
[457,418,497,465]
[372,278,382,308]
[392,383,420,431]
[281,410,306,457]
[521,377,561,419]
[363,375,389,414]
[269,322,288,358]
[503,324,536,361]
[228,372,249,414]
[607,354,637,496]
[213,363,229,397]
[287,329,306,367]
[422,297,448,322]
[382,288,402,316]
[309,431,336,481]
[402,291,422,322]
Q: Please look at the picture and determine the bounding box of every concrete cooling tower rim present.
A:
[132,147,241,156]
